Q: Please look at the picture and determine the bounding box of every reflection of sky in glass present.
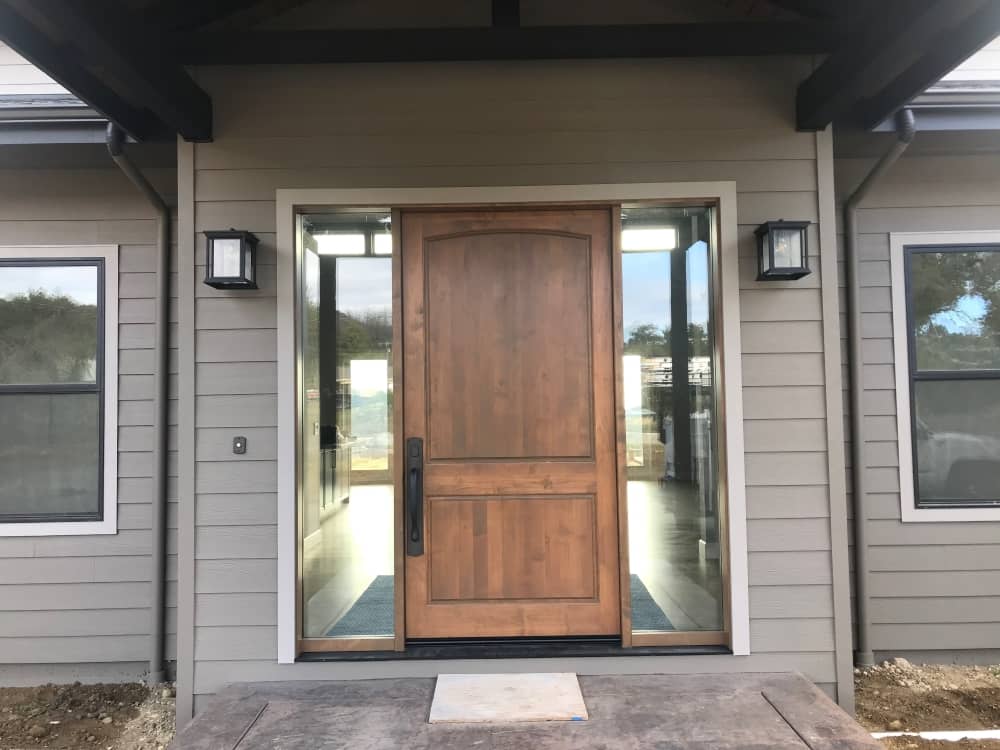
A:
[621,243,710,336]
[622,251,670,335]
[930,294,987,334]
[0,266,98,305]
[686,241,710,327]
[336,258,391,316]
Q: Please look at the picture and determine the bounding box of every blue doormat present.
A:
[326,575,394,638]
[630,574,674,631]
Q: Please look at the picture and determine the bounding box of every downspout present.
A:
[106,124,171,685]
[845,108,915,668]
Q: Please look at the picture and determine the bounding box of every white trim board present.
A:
[890,230,1000,523]
[276,183,750,663]
[0,244,119,537]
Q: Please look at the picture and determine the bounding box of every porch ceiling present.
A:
[1,0,999,142]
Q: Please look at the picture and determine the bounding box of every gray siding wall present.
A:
[0,42,67,95]
[835,134,1000,658]
[0,162,177,683]
[182,57,850,715]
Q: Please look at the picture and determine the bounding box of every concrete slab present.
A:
[171,673,880,750]
[429,673,588,723]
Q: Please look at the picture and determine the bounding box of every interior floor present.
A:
[302,482,394,638]
[627,479,724,632]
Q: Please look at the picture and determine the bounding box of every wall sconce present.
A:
[754,220,810,280]
[204,229,259,289]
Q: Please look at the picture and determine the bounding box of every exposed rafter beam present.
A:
[173,22,841,65]
[151,0,261,32]
[795,0,990,131]
[764,0,842,19]
[492,0,520,28]
[0,3,164,140]
[2,0,213,141]
[857,1,1000,130]
[153,0,315,32]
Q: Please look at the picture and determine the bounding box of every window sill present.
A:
[0,518,117,537]
[902,504,1000,523]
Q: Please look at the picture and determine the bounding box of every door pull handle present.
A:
[406,437,424,556]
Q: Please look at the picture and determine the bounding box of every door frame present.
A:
[276,183,749,664]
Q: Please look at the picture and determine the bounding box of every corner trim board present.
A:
[275,183,750,662]
[815,128,855,712]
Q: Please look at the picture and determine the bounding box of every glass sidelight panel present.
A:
[298,211,395,642]
[621,205,724,635]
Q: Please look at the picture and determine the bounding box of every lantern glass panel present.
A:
[243,243,253,282]
[772,227,803,269]
[212,238,242,278]
[761,238,772,273]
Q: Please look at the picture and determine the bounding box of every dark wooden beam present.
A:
[151,0,260,32]
[492,0,520,28]
[0,3,165,140]
[173,22,841,64]
[796,0,988,131]
[3,0,213,141]
[857,1,1000,129]
[764,0,842,19]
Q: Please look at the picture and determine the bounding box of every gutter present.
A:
[106,123,171,685]
[844,107,916,668]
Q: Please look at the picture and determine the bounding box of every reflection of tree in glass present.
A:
[911,251,1000,370]
[336,309,391,362]
[0,291,97,383]
[623,323,709,357]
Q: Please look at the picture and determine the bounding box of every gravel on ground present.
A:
[857,659,1000,750]
[0,681,175,749]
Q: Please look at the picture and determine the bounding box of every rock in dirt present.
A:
[888,719,903,730]
[27,723,48,738]
[893,657,913,670]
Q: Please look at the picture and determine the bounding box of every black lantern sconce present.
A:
[204,229,259,290]
[754,220,810,280]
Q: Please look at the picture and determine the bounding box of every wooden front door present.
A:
[402,208,620,639]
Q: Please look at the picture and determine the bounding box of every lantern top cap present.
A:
[754,219,810,237]
[205,228,260,243]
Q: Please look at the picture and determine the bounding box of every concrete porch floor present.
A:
[171,673,879,749]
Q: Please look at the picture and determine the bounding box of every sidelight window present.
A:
[620,205,725,641]
[297,211,396,647]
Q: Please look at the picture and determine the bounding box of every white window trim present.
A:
[890,230,1000,522]
[275,184,749,663]
[0,245,119,536]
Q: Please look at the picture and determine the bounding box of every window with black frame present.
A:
[904,245,1000,507]
[0,260,104,522]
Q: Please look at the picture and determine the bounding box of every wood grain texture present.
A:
[403,208,620,638]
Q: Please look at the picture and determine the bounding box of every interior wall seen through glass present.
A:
[621,206,724,634]
[299,212,395,640]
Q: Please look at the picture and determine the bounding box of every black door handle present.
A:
[405,437,424,556]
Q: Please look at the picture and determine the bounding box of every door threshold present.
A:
[297,637,731,662]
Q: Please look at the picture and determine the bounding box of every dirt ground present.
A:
[0,682,175,750]
[856,659,1000,750]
